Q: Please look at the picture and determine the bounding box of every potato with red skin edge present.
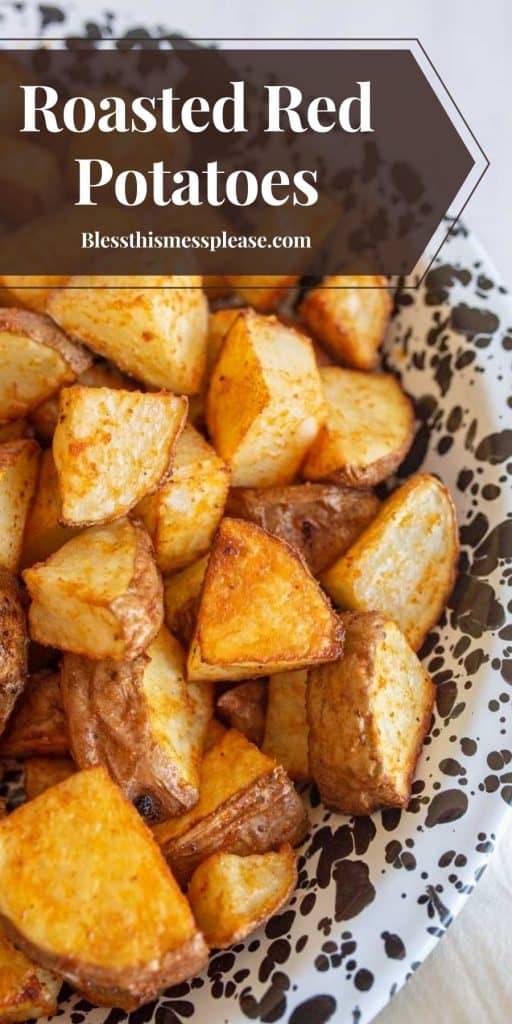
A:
[0,308,91,424]
[321,473,459,652]
[217,681,268,746]
[0,439,40,573]
[307,612,435,815]
[0,767,209,1007]
[0,569,27,736]
[46,275,208,395]
[0,929,61,1023]
[187,518,343,682]
[228,275,299,312]
[23,517,163,662]
[154,729,308,887]
[299,275,392,370]
[206,309,326,487]
[24,757,75,801]
[163,556,208,648]
[226,482,380,576]
[262,670,309,781]
[0,670,68,758]
[302,367,415,487]
[187,845,297,948]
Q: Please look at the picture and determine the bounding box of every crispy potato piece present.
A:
[0,440,40,572]
[0,136,61,226]
[0,767,208,1007]
[0,569,27,736]
[21,449,79,569]
[0,308,91,424]
[188,518,343,682]
[154,730,308,886]
[61,627,213,822]
[24,757,75,801]
[47,276,208,395]
[321,473,459,651]
[0,930,61,1023]
[23,516,163,661]
[228,276,299,312]
[30,358,136,444]
[217,681,267,746]
[137,424,229,573]
[207,308,242,372]
[0,276,69,315]
[53,386,187,526]
[0,671,68,758]
[226,482,380,575]
[302,368,414,487]
[308,612,434,814]
[206,309,326,487]
[0,420,31,443]
[262,671,309,781]
[203,717,227,752]
[188,845,297,948]
[299,276,392,369]
[163,556,209,648]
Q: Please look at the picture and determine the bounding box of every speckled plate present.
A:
[1,7,511,1024]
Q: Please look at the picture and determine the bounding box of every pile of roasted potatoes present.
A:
[0,271,459,1019]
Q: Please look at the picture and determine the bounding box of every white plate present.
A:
[1,9,511,1024]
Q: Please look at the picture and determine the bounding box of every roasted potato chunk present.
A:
[163,556,208,648]
[308,612,434,814]
[0,569,27,736]
[53,386,187,526]
[0,930,61,1023]
[0,276,68,315]
[0,136,61,226]
[23,516,163,661]
[217,681,267,746]
[24,756,75,800]
[207,308,243,372]
[302,368,414,487]
[47,276,208,395]
[299,276,392,369]
[21,449,79,569]
[188,845,297,948]
[154,729,308,886]
[206,309,326,486]
[0,308,91,424]
[322,473,459,651]
[0,671,68,758]
[0,439,40,572]
[29,358,136,444]
[226,482,380,575]
[137,424,229,573]
[262,670,309,781]
[188,518,343,682]
[0,767,208,1007]
[61,627,213,821]
[203,717,227,752]
[228,276,299,312]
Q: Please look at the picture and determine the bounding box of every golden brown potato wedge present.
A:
[0,671,68,758]
[0,569,27,736]
[137,424,229,573]
[207,308,243,372]
[154,729,308,886]
[29,358,136,444]
[187,845,297,948]
[0,767,208,1007]
[206,309,326,486]
[47,276,208,395]
[307,612,434,814]
[0,307,91,424]
[0,439,40,572]
[61,627,213,822]
[23,516,163,661]
[0,930,61,1023]
[163,556,209,648]
[187,518,343,682]
[20,449,79,569]
[0,136,61,226]
[24,757,75,801]
[321,473,459,651]
[299,275,392,370]
[228,276,299,312]
[217,681,267,746]
[226,482,380,575]
[262,670,309,781]
[302,368,414,487]
[53,386,187,526]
